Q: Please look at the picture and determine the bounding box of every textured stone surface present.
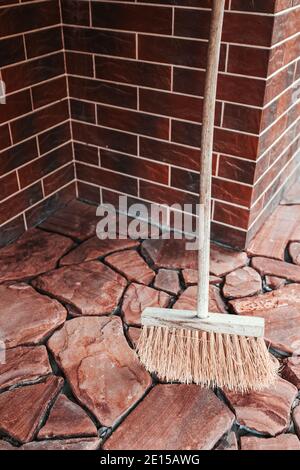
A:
[0,229,73,283]
[247,205,300,260]
[104,385,234,450]
[122,283,170,326]
[241,434,300,450]
[265,275,286,290]
[0,440,16,450]
[39,200,98,241]
[48,316,151,427]
[0,345,51,391]
[142,239,197,269]
[223,267,261,299]
[230,284,300,314]
[0,375,63,443]
[230,284,300,354]
[174,285,226,313]
[22,438,100,450]
[32,261,126,316]
[224,378,297,436]
[289,242,300,265]
[127,327,141,348]
[210,244,248,276]
[282,358,300,389]
[182,269,222,286]
[0,283,67,349]
[215,432,238,450]
[38,394,97,439]
[60,236,138,266]
[252,257,300,282]
[105,250,155,285]
[154,269,180,295]
[293,406,300,438]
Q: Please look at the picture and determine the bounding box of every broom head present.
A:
[136,308,279,393]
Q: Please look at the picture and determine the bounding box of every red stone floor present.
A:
[1,186,300,451]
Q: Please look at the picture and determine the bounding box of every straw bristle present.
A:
[136,326,279,393]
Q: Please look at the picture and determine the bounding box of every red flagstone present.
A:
[154,269,181,295]
[289,242,300,265]
[241,434,300,450]
[105,250,155,285]
[0,229,73,283]
[122,283,170,326]
[293,405,300,439]
[282,358,300,389]
[265,275,286,290]
[0,283,67,349]
[32,261,126,316]
[0,375,63,443]
[39,200,98,241]
[223,267,261,299]
[60,236,139,266]
[252,257,300,282]
[127,327,141,348]
[182,269,222,286]
[48,316,151,427]
[0,345,51,391]
[38,394,98,439]
[224,378,297,436]
[174,285,226,313]
[215,432,238,450]
[22,438,100,450]
[103,385,234,450]
[0,440,16,450]
[210,244,248,277]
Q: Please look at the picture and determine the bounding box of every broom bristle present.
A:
[136,326,279,393]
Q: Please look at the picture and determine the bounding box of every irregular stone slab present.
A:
[289,242,300,265]
[0,375,63,443]
[39,200,98,241]
[293,405,300,438]
[252,257,300,282]
[60,237,139,266]
[182,269,222,286]
[215,432,238,450]
[265,275,286,290]
[210,244,248,276]
[48,316,151,427]
[105,250,155,285]
[247,205,300,260]
[142,239,247,276]
[174,285,226,313]
[0,283,67,349]
[154,269,180,295]
[104,384,234,450]
[230,284,300,354]
[223,267,261,299]
[142,238,197,269]
[0,345,51,391]
[241,434,300,450]
[0,440,17,450]
[282,358,300,389]
[32,261,126,316]
[230,284,300,314]
[127,327,141,348]
[22,438,100,450]
[38,394,97,440]
[224,378,297,436]
[0,229,73,283]
[122,283,170,326]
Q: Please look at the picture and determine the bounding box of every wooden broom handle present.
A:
[197,0,225,318]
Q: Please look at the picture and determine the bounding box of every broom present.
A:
[137,0,279,392]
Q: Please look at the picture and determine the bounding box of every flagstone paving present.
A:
[0,198,300,450]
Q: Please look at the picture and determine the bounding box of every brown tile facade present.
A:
[0,0,299,249]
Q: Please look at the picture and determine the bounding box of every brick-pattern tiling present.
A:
[0,0,75,247]
[0,0,299,250]
[64,0,300,249]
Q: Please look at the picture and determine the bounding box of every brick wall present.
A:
[0,0,75,247]
[0,0,299,249]
[63,0,300,249]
